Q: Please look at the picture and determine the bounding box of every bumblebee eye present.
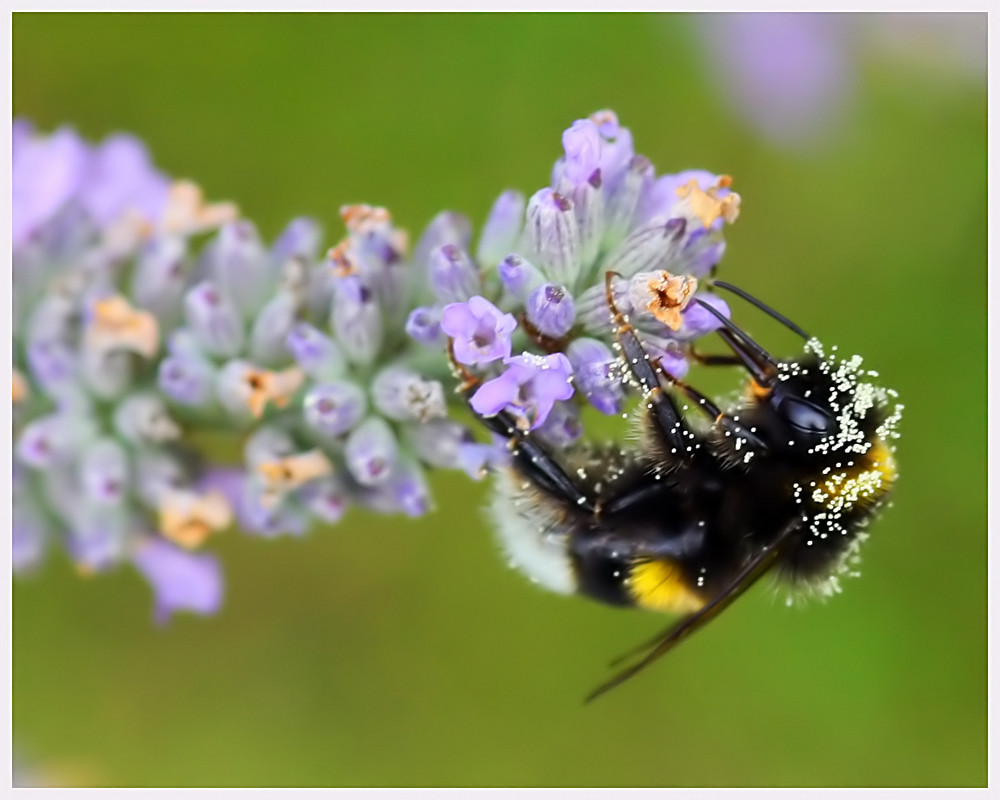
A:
[778,396,836,435]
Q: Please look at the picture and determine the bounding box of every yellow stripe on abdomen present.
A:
[628,558,705,614]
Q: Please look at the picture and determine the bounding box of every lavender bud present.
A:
[592,110,636,194]
[205,221,273,318]
[476,190,525,269]
[132,235,188,328]
[603,217,687,280]
[405,306,444,347]
[286,322,346,380]
[249,292,299,367]
[498,254,544,301]
[526,188,580,288]
[567,337,625,415]
[134,449,187,508]
[17,412,96,468]
[25,294,77,393]
[575,278,634,336]
[68,504,128,571]
[428,243,479,304]
[113,392,181,444]
[331,276,383,367]
[271,217,321,265]
[525,283,576,338]
[80,347,133,400]
[672,228,726,279]
[563,180,604,281]
[13,245,52,331]
[372,366,447,423]
[413,211,472,273]
[304,261,336,321]
[603,155,655,251]
[183,281,245,358]
[559,119,602,186]
[300,476,351,524]
[158,332,217,408]
[236,477,308,538]
[456,440,510,480]
[535,401,583,449]
[385,457,432,517]
[344,416,398,487]
[404,419,474,469]
[26,336,77,395]
[80,438,129,506]
[303,381,367,438]
[244,425,296,469]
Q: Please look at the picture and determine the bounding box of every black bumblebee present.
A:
[450,275,903,702]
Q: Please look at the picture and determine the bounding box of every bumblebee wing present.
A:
[584,517,801,704]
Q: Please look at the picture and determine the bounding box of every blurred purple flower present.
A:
[470,352,574,430]
[132,538,223,624]
[697,13,854,147]
[80,134,170,227]
[12,127,90,248]
[696,13,985,148]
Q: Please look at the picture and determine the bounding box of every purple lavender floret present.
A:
[440,296,516,366]
[470,352,574,430]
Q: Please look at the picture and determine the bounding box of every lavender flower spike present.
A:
[13,112,747,623]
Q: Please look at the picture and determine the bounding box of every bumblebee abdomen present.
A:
[490,460,722,613]
[571,550,707,613]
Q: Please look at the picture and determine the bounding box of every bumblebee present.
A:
[451,275,903,702]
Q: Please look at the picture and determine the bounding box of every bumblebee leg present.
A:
[604,271,693,453]
[448,343,595,513]
[670,376,769,452]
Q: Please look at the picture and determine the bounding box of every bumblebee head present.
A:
[694,286,903,468]
[753,340,903,464]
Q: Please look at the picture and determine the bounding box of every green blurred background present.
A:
[12,13,986,787]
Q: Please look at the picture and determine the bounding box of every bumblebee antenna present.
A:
[694,298,776,368]
[584,517,801,704]
[712,281,810,340]
[692,300,776,385]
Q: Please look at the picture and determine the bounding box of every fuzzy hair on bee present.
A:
[451,274,903,702]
